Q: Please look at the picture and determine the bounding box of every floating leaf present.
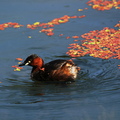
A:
[78,9,83,11]
[67,22,120,60]
[33,22,40,25]
[0,22,23,30]
[16,58,23,61]
[26,15,86,36]
[72,36,80,39]
[87,0,120,11]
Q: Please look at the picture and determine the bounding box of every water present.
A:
[0,0,120,120]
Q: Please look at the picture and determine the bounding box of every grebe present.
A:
[19,54,80,82]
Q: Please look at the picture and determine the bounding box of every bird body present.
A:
[19,54,80,82]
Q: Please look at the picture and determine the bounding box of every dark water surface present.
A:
[0,0,120,120]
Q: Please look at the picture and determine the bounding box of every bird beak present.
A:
[19,62,26,66]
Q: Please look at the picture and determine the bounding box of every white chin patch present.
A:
[25,61,31,65]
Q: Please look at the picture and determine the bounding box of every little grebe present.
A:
[19,54,80,82]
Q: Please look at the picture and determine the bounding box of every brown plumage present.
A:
[19,54,80,82]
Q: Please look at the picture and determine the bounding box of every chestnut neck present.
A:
[31,57,44,74]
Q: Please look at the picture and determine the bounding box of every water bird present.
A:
[19,54,80,82]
